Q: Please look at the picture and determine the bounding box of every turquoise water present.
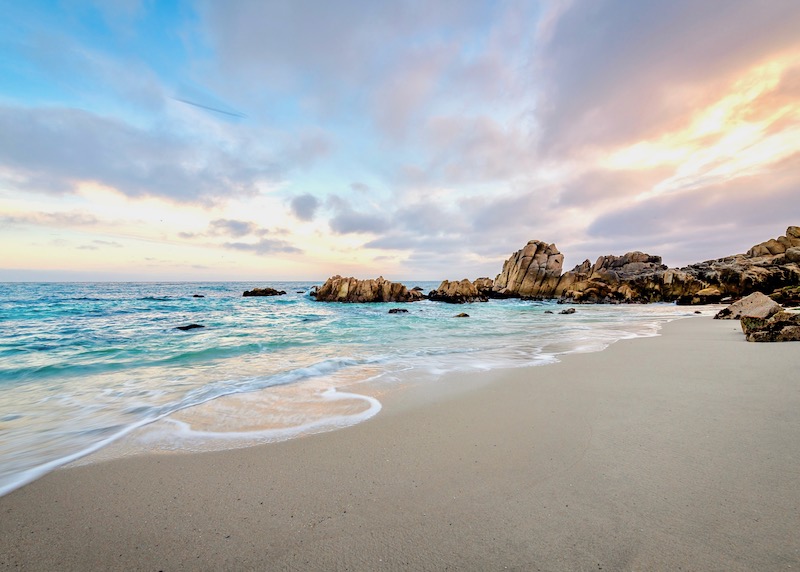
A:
[0,282,707,495]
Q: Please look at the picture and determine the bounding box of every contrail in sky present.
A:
[172,97,247,118]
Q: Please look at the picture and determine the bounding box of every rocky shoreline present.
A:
[306,225,800,342]
[311,226,799,307]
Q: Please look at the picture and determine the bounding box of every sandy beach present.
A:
[2,316,799,571]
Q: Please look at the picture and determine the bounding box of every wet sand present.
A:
[2,317,799,571]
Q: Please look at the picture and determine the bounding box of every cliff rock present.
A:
[312,276,426,303]
[492,241,564,298]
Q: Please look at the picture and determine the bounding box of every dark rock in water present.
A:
[559,308,576,315]
[428,278,489,303]
[192,294,205,298]
[243,288,287,297]
[454,313,470,318]
[411,286,424,292]
[714,292,781,320]
[176,324,205,331]
[388,308,409,314]
[741,311,800,342]
[544,310,554,314]
[296,291,305,294]
[313,276,425,303]
[694,310,702,314]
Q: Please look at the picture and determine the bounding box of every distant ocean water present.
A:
[0,282,709,495]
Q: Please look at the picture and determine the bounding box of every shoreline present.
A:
[2,317,799,570]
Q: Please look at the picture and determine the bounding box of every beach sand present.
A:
[2,317,799,571]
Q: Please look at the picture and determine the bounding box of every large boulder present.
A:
[311,276,425,303]
[492,240,564,298]
[741,311,800,342]
[713,291,782,320]
[429,279,489,303]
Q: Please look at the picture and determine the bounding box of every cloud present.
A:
[329,211,389,235]
[1,211,100,227]
[289,194,320,222]
[585,151,800,264]
[223,238,302,255]
[76,239,124,249]
[208,218,259,238]
[537,0,800,152]
[0,105,280,202]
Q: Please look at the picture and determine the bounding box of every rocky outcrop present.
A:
[680,227,800,298]
[312,276,426,303]
[494,226,799,304]
[556,252,672,303]
[714,292,782,320]
[388,308,408,314]
[429,279,489,303]
[741,311,800,342]
[243,287,287,297]
[492,241,564,298]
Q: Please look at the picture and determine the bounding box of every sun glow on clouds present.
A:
[603,55,800,200]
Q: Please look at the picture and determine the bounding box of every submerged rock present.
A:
[312,276,426,303]
[741,311,800,342]
[559,308,576,315]
[176,324,205,331]
[192,294,205,298]
[388,308,409,314]
[243,287,287,297]
[453,313,470,318]
[714,292,782,320]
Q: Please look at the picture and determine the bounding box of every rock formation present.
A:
[741,311,800,342]
[714,292,782,320]
[492,241,564,298]
[243,287,287,297]
[492,226,799,304]
[428,278,490,303]
[679,226,800,298]
[312,276,426,303]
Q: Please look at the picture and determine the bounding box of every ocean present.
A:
[0,281,710,495]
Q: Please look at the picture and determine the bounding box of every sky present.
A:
[1,0,799,281]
